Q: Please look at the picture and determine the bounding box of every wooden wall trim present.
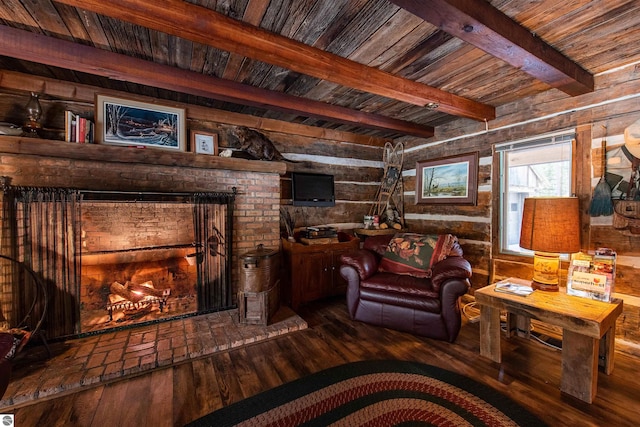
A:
[0,136,287,175]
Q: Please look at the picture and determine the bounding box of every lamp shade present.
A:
[519,197,581,254]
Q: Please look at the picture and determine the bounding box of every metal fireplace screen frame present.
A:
[192,191,235,311]
[1,180,81,339]
[1,177,235,340]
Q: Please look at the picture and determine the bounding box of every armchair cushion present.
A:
[361,273,440,310]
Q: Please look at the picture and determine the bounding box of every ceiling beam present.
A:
[0,25,434,139]
[54,0,495,121]
[390,0,594,96]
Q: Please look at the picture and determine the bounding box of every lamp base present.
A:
[22,122,41,138]
[531,281,559,292]
[531,251,560,292]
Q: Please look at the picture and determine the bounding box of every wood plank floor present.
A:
[9,297,640,426]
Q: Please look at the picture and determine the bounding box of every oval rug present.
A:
[186,360,547,427]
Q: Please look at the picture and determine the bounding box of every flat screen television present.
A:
[291,172,335,207]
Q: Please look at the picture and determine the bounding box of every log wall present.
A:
[397,64,640,352]
[0,70,387,233]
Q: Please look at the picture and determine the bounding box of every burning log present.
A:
[110,280,168,302]
[107,280,171,321]
[129,281,167,298]
[110,281,145,303]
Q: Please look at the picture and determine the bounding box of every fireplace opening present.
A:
[80,248,197,332]
[1,180,235,340]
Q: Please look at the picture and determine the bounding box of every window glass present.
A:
[500,140,573,254]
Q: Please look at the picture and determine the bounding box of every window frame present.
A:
[496,131,576,257]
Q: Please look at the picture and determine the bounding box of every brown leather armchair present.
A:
[339,233,472,342]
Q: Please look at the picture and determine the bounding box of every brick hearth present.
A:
[0,307,307,410]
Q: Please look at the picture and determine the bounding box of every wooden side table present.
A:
[475,281,623,403]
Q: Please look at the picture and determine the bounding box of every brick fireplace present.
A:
[0,137,284,341]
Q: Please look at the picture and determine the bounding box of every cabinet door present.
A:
[328,249,350,295]
[294,251,328,303]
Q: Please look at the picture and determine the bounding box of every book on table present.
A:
[494,278,534,296]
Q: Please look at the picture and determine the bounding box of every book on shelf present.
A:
[494,278,534,296]
[64,111,94,143]
[64,110,74,142]
[567,248,615,302]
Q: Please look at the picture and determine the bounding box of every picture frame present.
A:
[416,152,478,205]
[191,131,218,155]
[95,94,186,151]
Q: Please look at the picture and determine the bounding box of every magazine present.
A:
[494,278,534,296]
[566,248,615,302]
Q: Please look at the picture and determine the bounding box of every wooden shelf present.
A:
[354,228,407,237]
[0,135,287,175]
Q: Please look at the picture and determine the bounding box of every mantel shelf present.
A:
[0,135,287,175]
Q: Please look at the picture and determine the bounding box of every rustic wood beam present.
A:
[390,0,594,96]
[54,0,495,121]
[0,25,434,139]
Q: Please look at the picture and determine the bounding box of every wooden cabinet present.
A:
[281,236,359,310]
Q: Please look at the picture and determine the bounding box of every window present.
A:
[497,132,574,255]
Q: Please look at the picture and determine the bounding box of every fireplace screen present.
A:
[1,178,235,340]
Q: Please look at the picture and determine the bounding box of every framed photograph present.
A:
[416,152,478,205]
[95,94,186,151]
[191,131,218,155]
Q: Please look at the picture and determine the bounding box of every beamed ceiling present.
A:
[0,0,639,141]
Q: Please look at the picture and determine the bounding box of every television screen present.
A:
[291,172,335,207]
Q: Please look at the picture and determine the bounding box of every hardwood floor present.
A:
[10,297,640,426]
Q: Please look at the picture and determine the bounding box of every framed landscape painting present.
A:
[95,95,186,151]
[416,152,478,205]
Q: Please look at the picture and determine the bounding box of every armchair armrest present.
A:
[430,256,472,290]
[339,250,379,281]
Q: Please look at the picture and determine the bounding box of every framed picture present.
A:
[416,152,478,205]
[191,131,218,155]
[95,94,186,151]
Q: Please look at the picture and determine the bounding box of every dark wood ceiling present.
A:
[1,0,639,140]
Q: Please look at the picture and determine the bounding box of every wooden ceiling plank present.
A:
[346,9,424,67]
[75,10,112,48]
[389,0,594,96]
[306,0,371,50]
[384,29,453,75]
[54,0,495,121]
[50,3,93,41]
[221,0,270,80]
[0,25,434,139]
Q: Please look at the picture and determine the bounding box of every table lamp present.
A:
[519,197,581,291]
